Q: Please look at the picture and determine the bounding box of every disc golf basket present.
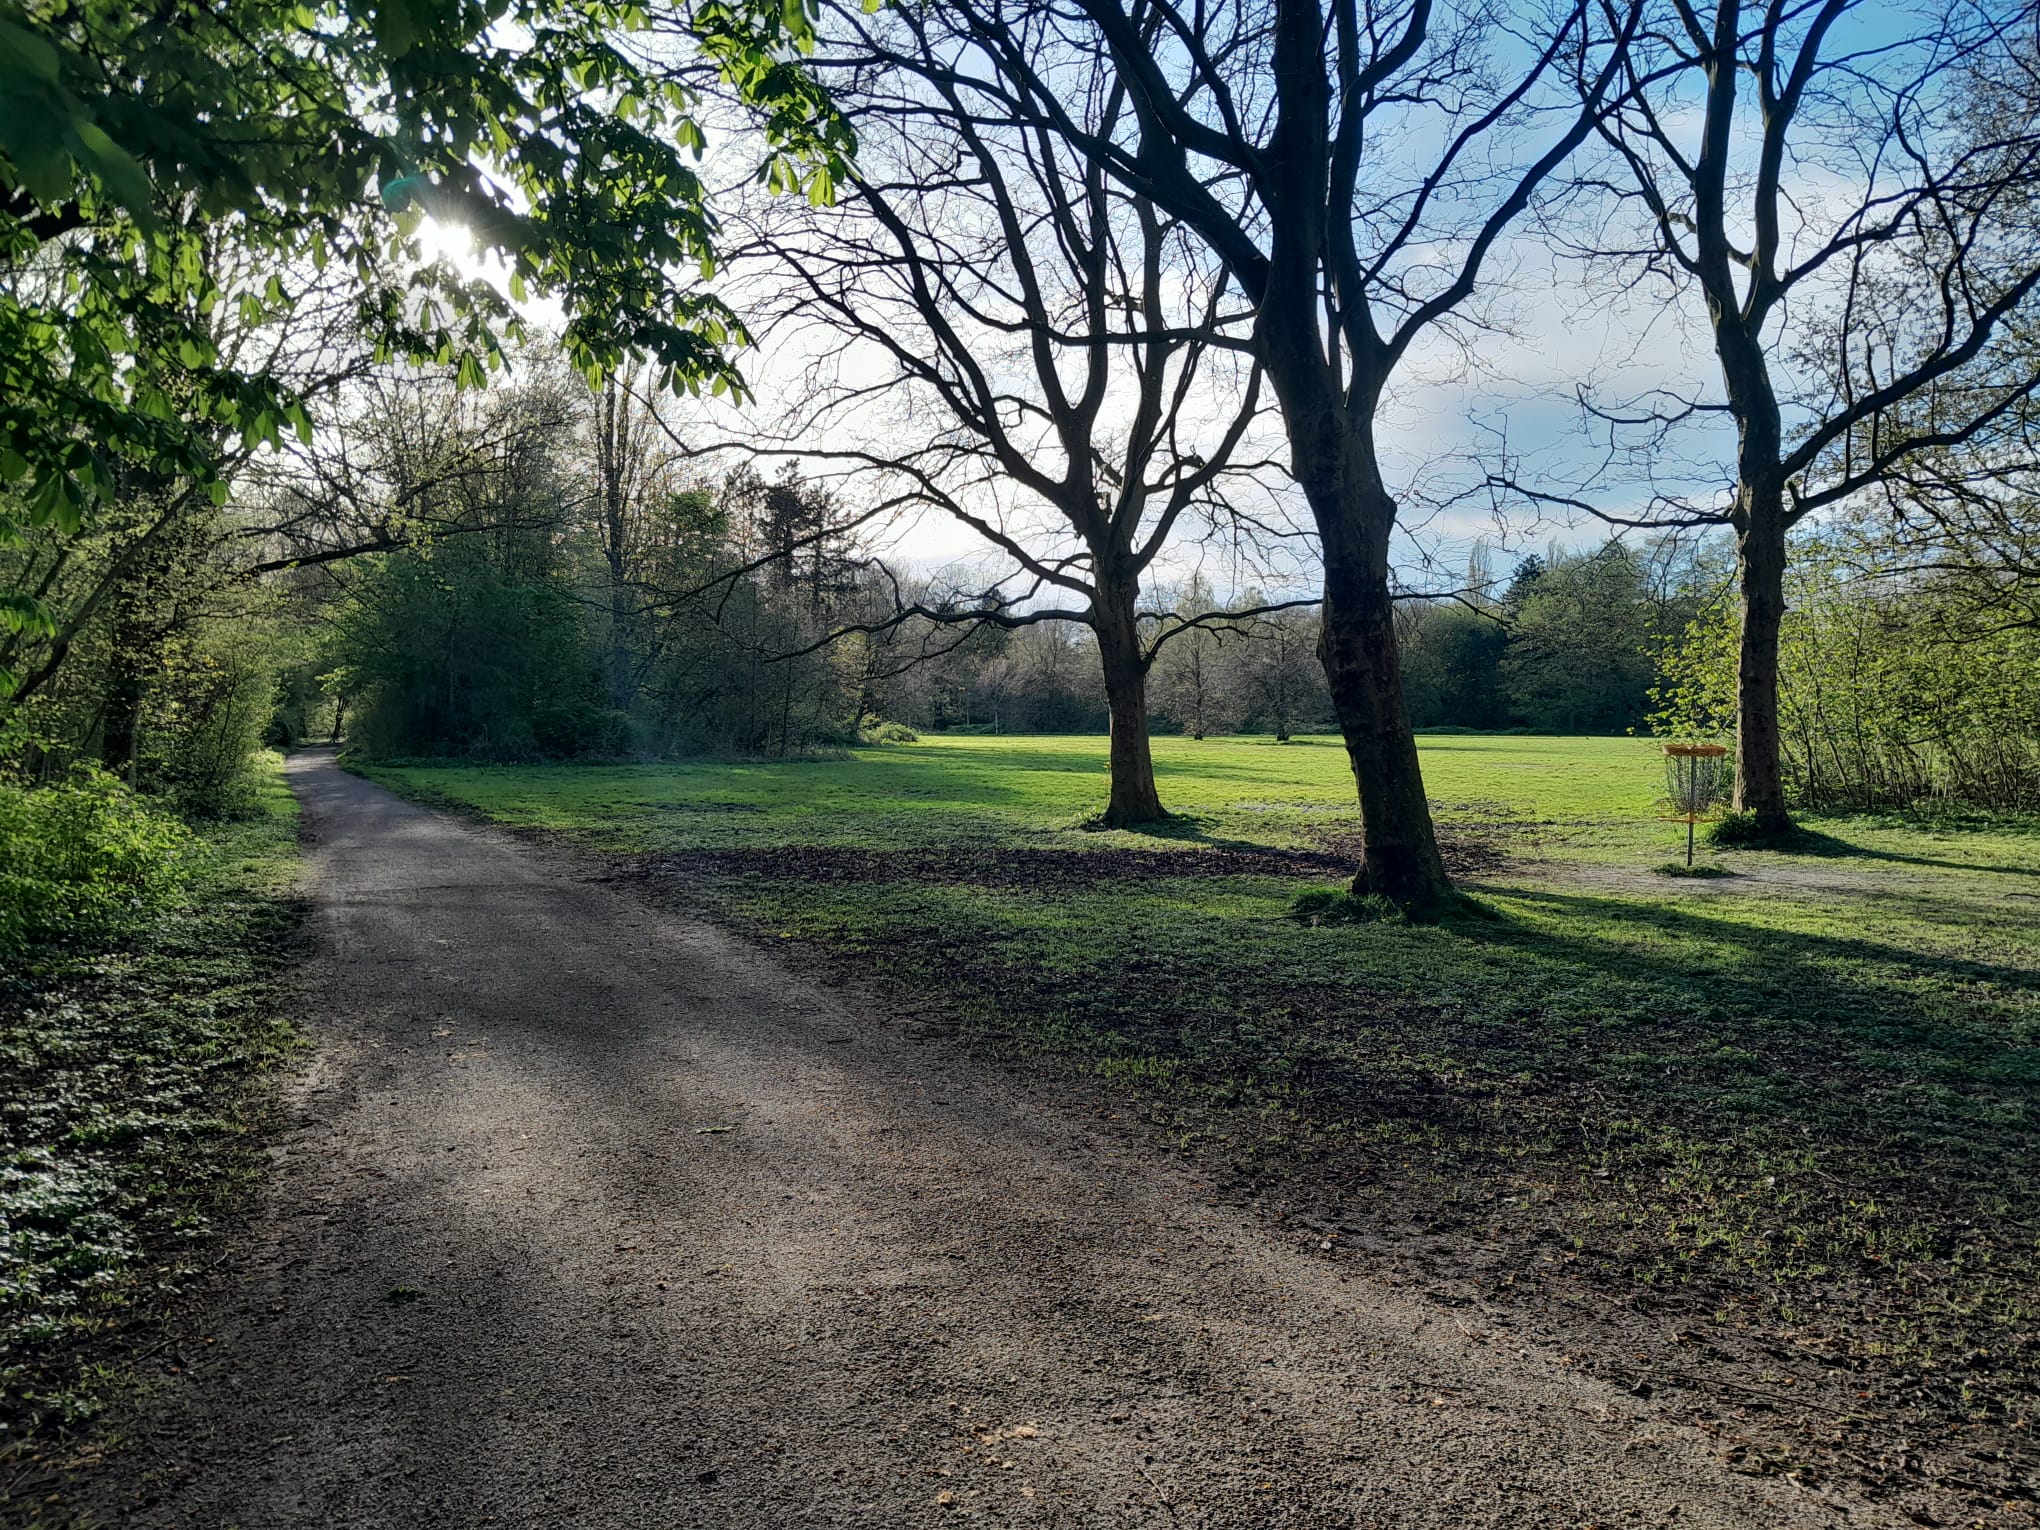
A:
[1662,743,1731,867]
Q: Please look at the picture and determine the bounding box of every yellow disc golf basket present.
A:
[1662,742,1731,867]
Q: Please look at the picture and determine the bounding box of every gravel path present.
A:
[86,751,1869,1528]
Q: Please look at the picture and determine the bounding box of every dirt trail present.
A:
[84,751,1872,1528]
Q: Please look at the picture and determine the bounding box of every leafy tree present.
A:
[326,373,610,757]
[0,0,854,685]
[1398,603,1508,731]
[1654,531,2040,808]
[1501,543,1657,733]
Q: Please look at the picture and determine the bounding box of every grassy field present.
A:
[361,732,1667,848]
[364,733,2040,1516]
[0,754,304,1484]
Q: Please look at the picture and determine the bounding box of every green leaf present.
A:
[70,120,157,227]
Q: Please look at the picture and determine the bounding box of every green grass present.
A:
[0,753,304,1456]
[356,732,1664,850]
[363,733,2040,1497]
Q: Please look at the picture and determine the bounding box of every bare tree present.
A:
[932,0,1643,902]
[592,366,669,709]
[1541,0,2040,833]
[721,6,1285,825]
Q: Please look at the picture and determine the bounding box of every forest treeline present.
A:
[298,368,1734,754]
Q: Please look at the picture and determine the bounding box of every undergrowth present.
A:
[0,753,303,1456]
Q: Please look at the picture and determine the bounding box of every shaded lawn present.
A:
[365,733,2040,1507]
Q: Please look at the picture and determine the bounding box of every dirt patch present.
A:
[627,828,1509,892]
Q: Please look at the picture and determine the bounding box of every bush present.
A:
[1652,535,2040,812]
[1706,810,1774,848]
[0,770,191,955]
[531,701,633,759]
[858,720,919,745]
[140,622,280,818]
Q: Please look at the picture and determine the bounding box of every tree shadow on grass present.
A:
[1444,883,2040,1103]
[1094,811,1287,856]
[1766,825,2040,878]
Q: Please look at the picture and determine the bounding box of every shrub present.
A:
[858,720,919,745]
[1651,535,2040,812]
[140,621,280,818]
[0,770,191,955]
[1706,810,1773,848]
[531,701,633,759]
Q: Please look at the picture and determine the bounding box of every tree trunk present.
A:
[98,555,158,778]
[1317,552,1449,906]
[606,548,632,711]
[1302,443,1452,907]
[1255,252,1452,906]
[1732,493,1792,834]
[596,375,636,711]
[1094,580,1166,827]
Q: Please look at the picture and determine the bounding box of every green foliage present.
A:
[858,720,919,744]
[1398,603,1507,729]
[1390,538,1717,736]
[1706,809,1774,848]
[0,752,299,1436]
[1653,860,1733,878]
[336,534,603,760]
[133,610,286,818]
[0,0,857,677]
[0,768,188,956]
[1655,534,2040,810]
[1500,543,1661,733]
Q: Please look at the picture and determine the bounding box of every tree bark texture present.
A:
[1732,496,1792,833]
[1317,512,1450,905]
[1260,291,1452,904]
[1093,577,1166,827]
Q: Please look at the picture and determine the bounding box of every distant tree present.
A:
[1398,603,1508,730]
[1501,543,1657,733]
[725,6,1275,824]
[1151,575,1236,739]
[1502,557,1548,612]
[1224,605,1330,742]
